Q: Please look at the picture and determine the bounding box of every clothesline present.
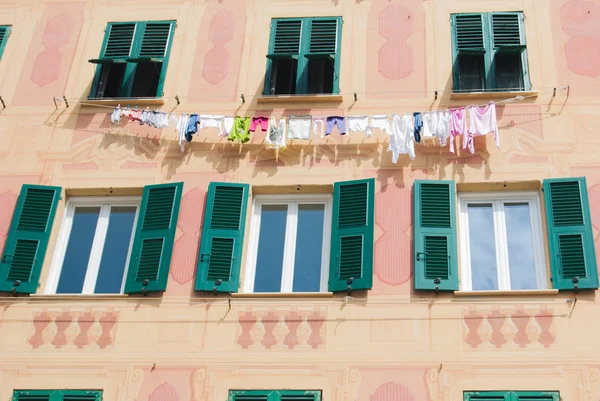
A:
[64,85,568,101]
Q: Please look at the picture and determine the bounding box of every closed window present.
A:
[458,192,547,291]
[451,12,530,92]
[0,26,11,61]
[464,391,559,401]
[12,390,103,401]
[244,195,332,293]
[264,17,342,95]
[47,197,140,294]
[229,390,322,401]
[89,21,176,99]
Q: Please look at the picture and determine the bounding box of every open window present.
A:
[451,12,530,92]
[264,17,341,95]
[89,21,175,99]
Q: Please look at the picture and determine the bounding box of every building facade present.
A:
[0,0,598,400]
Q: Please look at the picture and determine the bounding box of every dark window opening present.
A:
[495,53,524,91]
[131,62,162,98]
[457,54,485,91]
[269,58,297,95]
[96,64,126,98]
[307,58,334,94]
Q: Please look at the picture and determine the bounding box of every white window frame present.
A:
[45,196,141,295]
[243,194,332,293]
[458,191,547,291]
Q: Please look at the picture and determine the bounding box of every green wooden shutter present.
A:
[268,19,302,57]
[229,390,271,401]
[128,21,174,61]
[91,22,135,63]
[124,182,183,294]
[0,185,61,294]
[491,13,526,49]
[413,180,458,291]
[329,178,374,292]
[12,391,52,401]
[307,19,338,56]
[464,392,510,401]
[543,177,598,290]
[280,391,321,401]
[195,182,249,293]
[512,392,559,401]
[60,391,103,401]
[453,14,486,53]
[0,26,11,61]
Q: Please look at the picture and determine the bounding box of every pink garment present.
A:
[250,116,269,132]
[465,102,500,154]
[449,107,467,153]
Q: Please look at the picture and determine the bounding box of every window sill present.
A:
[454,289,558,297]
[450,90,539,100]
[81,98,165,107]
[30,294,131,300]
[232,292,334,298]
[256,94,343,104]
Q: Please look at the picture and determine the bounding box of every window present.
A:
[464,391,559,401]
[229,390,322,401]
[264,17,342,95]
[89,21,176,99]
[413,178,599,292]
[0,26,11,61]
[451,12,530,92]
[195,180,375,294]
[458,192,547,291]
[47,197,140,294]
[12,390,102,401]
[244,195,332,293]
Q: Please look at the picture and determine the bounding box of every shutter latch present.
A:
[346,277,354,295]
[141,279,149,296]
[11,279,20,296]
[434,277,441,294]
[572,277,579,292]
[213,279,222,294]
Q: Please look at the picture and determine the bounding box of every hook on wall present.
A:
[175,95,180,106]
[552,87,557,98]
[0,96,5,110]
[63,95,69,108]
[241,94,246,104]
[434,91,438,101]
[353,92,357,102]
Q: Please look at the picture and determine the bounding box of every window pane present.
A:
[495,53,524,91]
[505,203,538,289]
[95,206,137,294]
[270,58,298,95]
[254,205,288,292]
[307,59,334,94]
[56,207,101,294]
[467,204,499,290]
[293,204,325,292]
[97,63,126,98]
[131,62,161,97]
[458,54,484,91]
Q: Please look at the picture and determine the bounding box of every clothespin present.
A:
[117,104,121,109]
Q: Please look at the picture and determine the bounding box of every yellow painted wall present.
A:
[0,0,599,400]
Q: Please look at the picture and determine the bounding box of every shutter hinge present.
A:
[346,277,353,295]
[213,278,222,294]
[11,279,20,296]
[572,277,579,292]
[434,277,441,294]
[141,279,149,295]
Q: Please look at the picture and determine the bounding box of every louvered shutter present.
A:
[306,18,339,59]
[89,23,135,63]
[195,182,249,293]
[464,392,511,401]
[513,392,560,401]
[413,180,458,291]
[268,19,302,58]
[0,185,61,294]
[280,391,321,401]
[124,182,183,293]
[543,177,598,290]
[0,26,11,60]
[452,14,486,53]
[60,391,103,401]
[12,391,52,401]
[329,178,374,292]
[129,21,174,61]
[491,13,526,50]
